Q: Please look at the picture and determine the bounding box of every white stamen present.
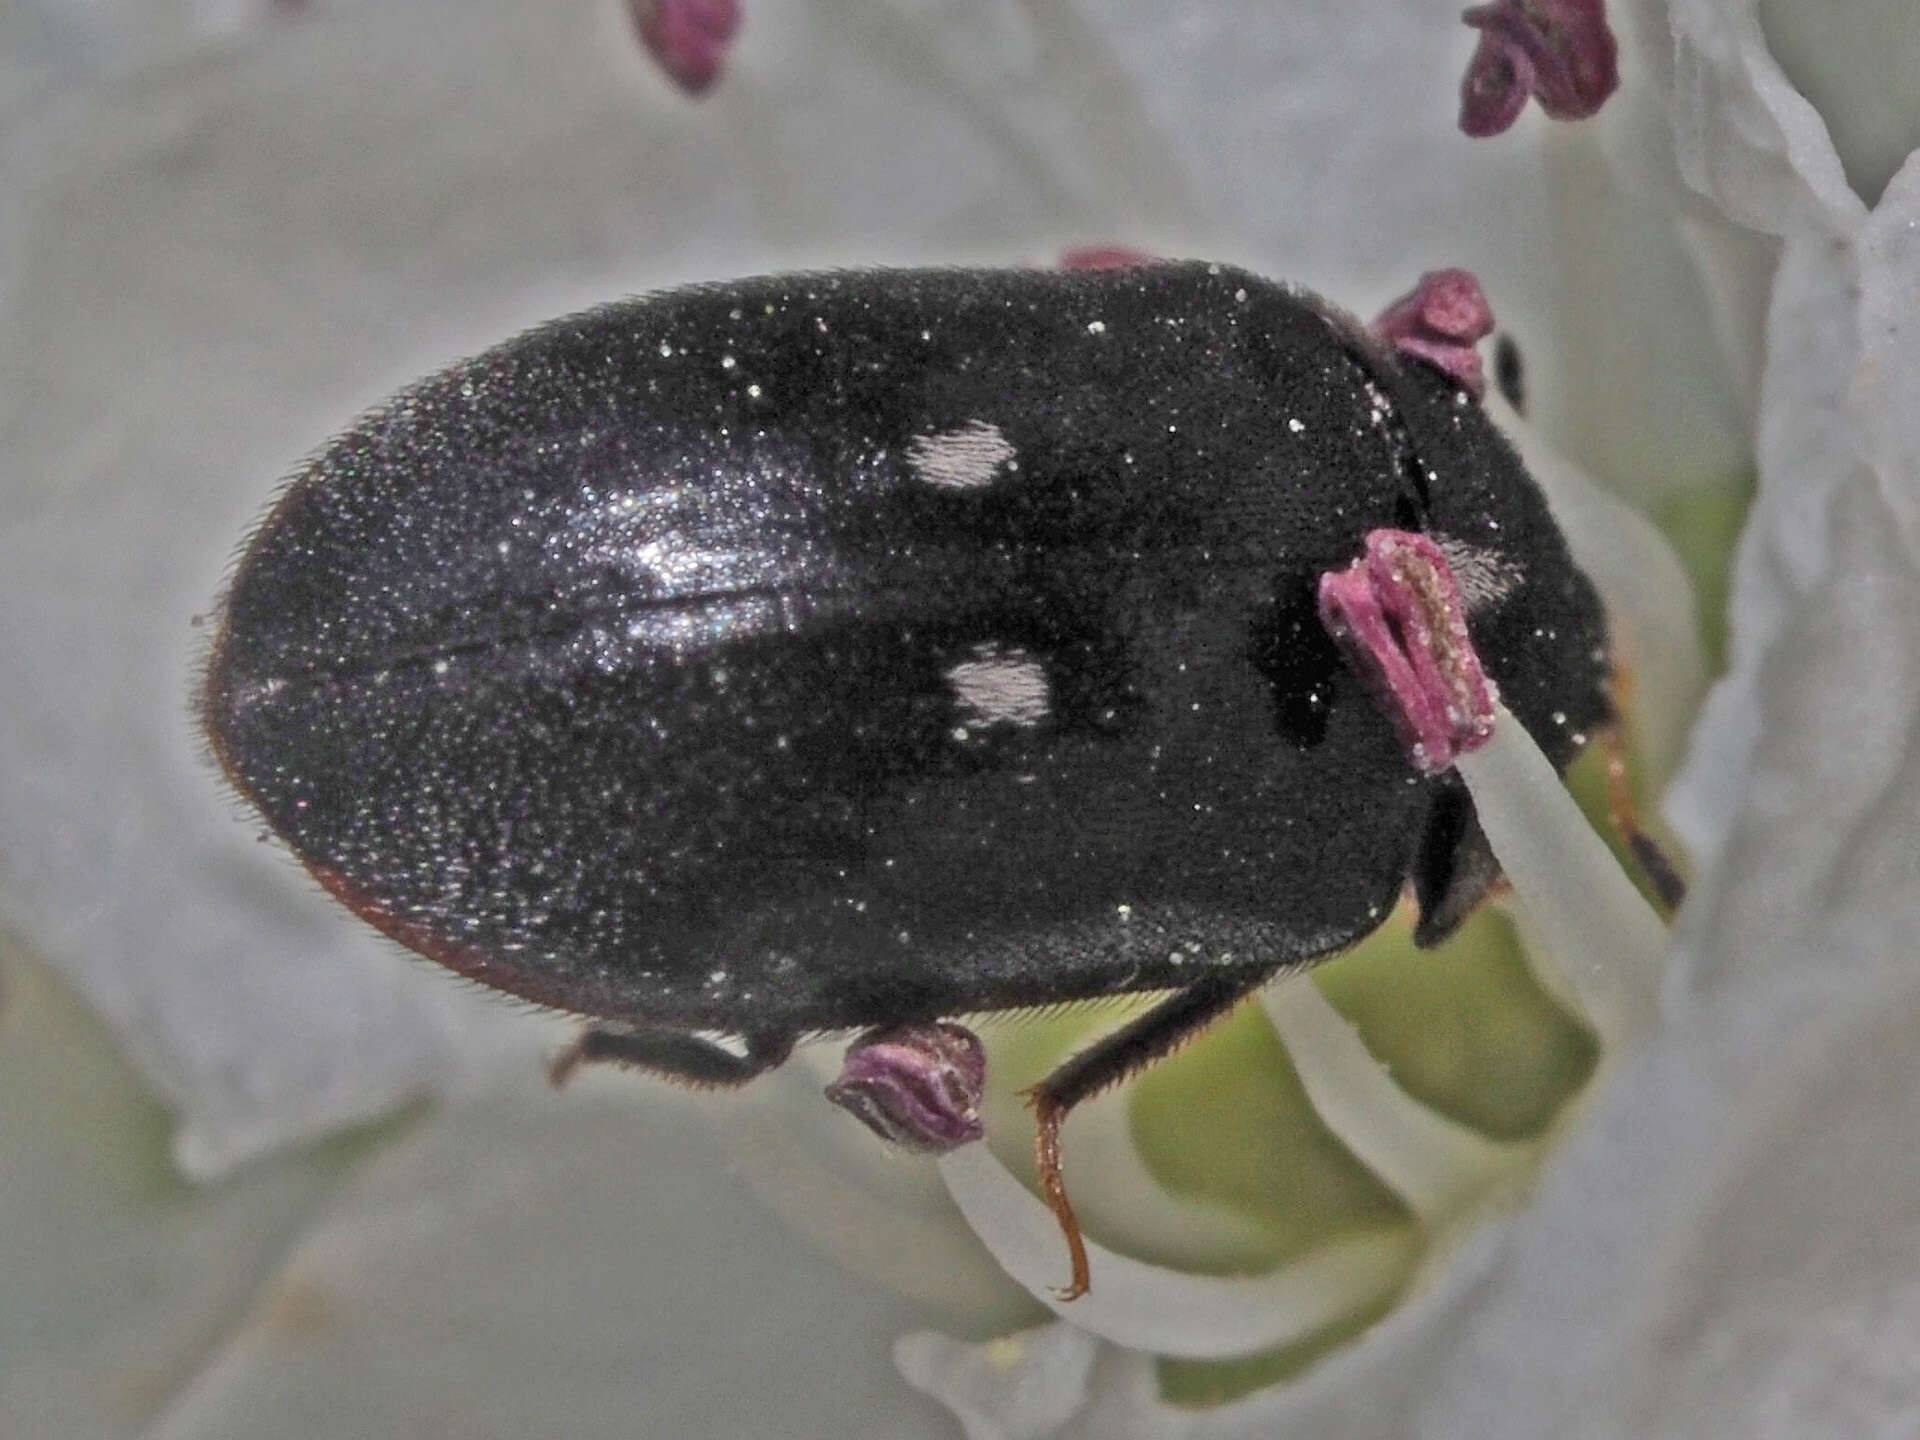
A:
[939,1144,1418,1358]
[1264,979,1531,1222]
[1455,701,1668,1052]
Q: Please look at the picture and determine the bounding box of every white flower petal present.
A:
[1751,0,1920,208]
[1666,0,1864,235]
[137,1073,958,1440]
[1612,973,1920,1434]
[1664,9,1920,865]
[0,945,359,1438]
[4,0,288,85]
[1665,233,1860,865]
[1087,0,1556,300]
[895,1323,1102,1440]
[1511,3,1773,491]
[938,1144,1419,1360]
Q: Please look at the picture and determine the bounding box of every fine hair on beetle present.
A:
[201,259,1611,1300]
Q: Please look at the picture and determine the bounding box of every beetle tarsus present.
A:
[550,1024,796,1090]
[1031,1091,1092,1301]
[1601,721,1688,912]
[1024,967,1281,1299]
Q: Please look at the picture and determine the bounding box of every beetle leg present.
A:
[1599,719,1687,913]
[1602,659,1687,913]
[1026,967,1281,1300]
[549,1025,796,1089]
[1410,782,1507,947]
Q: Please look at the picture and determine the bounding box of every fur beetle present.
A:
[202,261,1609,1295]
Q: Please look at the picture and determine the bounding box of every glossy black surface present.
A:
[204,262,1608,1032]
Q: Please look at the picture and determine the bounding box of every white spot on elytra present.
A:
[946,643,1051,729]
[1288,417,1306,434]
[906,420,1017,491]
[1363,379,1394,430]
[1433,533,1526,612]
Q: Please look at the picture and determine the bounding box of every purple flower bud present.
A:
[632,0,741,97]
[1371,268,1496,399]
[1318,529,1498,774]
[1458,0,1619,138]
[825,1022,987,1154]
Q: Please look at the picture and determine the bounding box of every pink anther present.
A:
[1317,529,1498,774]
[1459,0,1619,138]
[825,1021,987,1153]
[632,0,741,97]
[1372,269,1496,399]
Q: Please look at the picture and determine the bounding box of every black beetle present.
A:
[203,260,1609,1296]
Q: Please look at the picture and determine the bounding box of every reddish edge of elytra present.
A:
[200,680,633,1029]
[300,858,651,1025]
[200,607,669,1026]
